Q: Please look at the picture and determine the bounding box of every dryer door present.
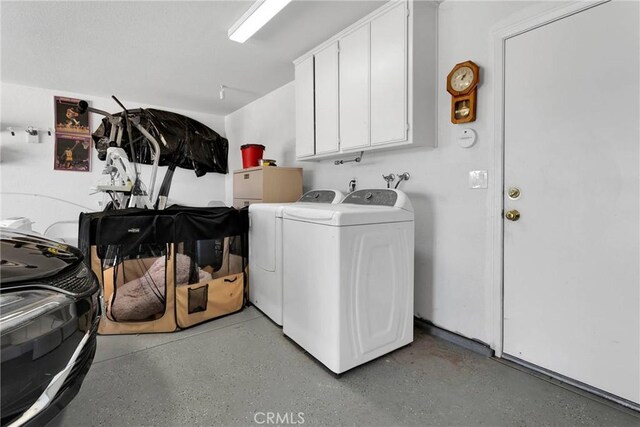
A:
[250,212,276,272]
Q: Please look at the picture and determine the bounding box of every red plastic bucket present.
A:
[241,144,265,168]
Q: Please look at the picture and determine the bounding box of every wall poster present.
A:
[54,96,91,172]
[54,135,91,171]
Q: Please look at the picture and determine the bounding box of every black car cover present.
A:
[92,108,228,176]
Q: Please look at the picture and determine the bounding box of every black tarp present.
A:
[79,206,248,260]
[92,109,228,176]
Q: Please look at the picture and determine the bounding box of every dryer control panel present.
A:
[298,190,344,204]
[342,189,398,207]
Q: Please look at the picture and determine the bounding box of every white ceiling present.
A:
[1,0,384,115]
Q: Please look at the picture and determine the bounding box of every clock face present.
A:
[450,66,475,92]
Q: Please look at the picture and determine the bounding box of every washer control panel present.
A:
[342,189,398,207]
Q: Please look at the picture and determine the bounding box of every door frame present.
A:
[489,0,610,357]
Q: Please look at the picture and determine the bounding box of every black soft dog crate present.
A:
[79,206,248,334]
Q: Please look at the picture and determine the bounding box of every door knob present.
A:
[505,210,520,221]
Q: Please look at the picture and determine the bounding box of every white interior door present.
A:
[503,0,640,405]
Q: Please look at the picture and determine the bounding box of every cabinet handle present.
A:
[244,174,250,179]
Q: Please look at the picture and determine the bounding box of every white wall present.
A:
[0,1,570,346]
[0,83,227,236]
[225,1,553,346]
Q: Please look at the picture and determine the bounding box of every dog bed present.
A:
[108,253,211,321]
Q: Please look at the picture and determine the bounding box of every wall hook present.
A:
[6,126,52,138]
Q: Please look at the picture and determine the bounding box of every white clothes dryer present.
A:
[248,190,344,325]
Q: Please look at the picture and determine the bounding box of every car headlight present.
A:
[0,290,74,334]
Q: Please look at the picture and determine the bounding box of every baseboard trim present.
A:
[413,317,494,357]
[411,318,639,415]
[501,354,640,414]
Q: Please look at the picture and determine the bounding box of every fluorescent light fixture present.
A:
[228,0,292,43]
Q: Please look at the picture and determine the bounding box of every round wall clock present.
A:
[447,60,480,124]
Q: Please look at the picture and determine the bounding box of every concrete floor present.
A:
[50,307,640,426]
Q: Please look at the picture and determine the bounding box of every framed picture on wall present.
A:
[54,135,91,172]
[54,96,90,136]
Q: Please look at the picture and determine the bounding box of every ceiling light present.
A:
[228,0,292,43]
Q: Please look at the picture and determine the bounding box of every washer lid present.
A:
[282,204,414,226]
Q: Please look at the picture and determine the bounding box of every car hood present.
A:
[0,228,83,286]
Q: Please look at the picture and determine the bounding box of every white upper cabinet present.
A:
[370,2,408,145]
[294,56,315,158]
[339,24,371,151]
[314,42,340,155]
[293,0,437,160]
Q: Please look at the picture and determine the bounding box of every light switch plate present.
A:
[469,170,488,189]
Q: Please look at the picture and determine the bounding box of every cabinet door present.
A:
[370,2,408,145]
[314,42,340,155]
[339,24,371,151]
[295,56,315,158]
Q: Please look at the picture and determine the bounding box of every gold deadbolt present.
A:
[508,187,521,199]
[505,210,521,221]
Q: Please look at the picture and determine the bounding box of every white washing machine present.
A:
[281,189,414,374]
[249,190,344,325]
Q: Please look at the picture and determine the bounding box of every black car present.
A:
[0,229,100,427]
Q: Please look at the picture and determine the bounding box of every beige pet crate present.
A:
[79,206,248,334]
